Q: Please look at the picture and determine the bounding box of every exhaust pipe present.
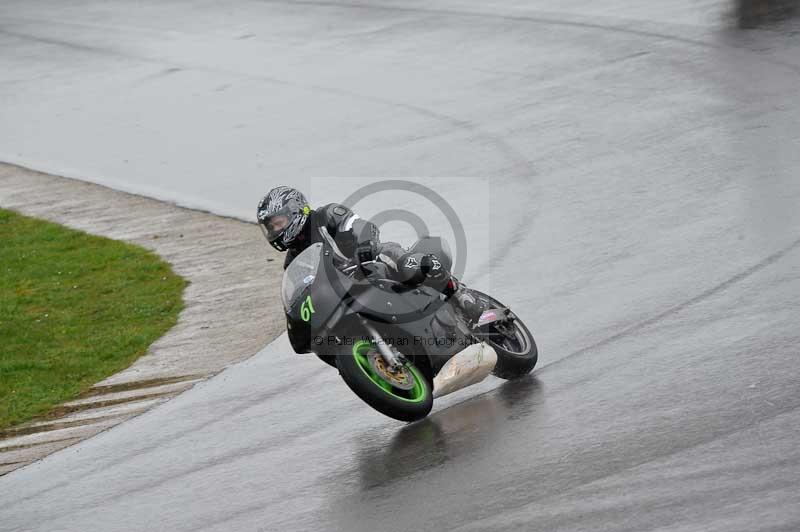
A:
[433,342,497,398]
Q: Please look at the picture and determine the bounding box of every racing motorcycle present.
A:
[282,229,538,422]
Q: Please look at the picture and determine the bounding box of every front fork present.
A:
[362,320,406,369]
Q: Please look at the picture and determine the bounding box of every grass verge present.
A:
[0,208,186,431]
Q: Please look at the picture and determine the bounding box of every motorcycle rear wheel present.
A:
[471,291,538,379]
[336,340,433,422]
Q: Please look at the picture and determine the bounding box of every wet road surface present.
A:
[1,1,800,530]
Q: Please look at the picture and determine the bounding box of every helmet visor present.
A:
[259,208,293,242]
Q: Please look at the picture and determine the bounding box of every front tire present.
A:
[336,340,433,422]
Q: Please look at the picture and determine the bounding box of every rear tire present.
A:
[471,291,538,380]
[490,319,538,379]
[336,340,433,422]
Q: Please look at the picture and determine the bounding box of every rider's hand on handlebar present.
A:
[356,242,376,275]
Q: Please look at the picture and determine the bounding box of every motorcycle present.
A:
[281,229,538,422]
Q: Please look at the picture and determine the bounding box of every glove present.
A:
[356,241,376,272]
[351,218,379,274]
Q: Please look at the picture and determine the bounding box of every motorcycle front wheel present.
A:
[336,340,433,422]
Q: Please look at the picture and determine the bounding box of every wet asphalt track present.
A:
[1,1,800,531]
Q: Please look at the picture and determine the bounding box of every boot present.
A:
[445,278,485,324]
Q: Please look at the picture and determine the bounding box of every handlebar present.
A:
[319,226,379,276]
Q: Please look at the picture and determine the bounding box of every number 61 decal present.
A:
[301,295,316,322]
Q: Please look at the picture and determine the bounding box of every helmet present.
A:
[257,186,310,251]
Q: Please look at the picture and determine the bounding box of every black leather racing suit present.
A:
[283,203,452,291]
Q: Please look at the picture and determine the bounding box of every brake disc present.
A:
[367,350,415,390]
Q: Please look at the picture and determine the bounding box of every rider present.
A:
[257,186,484,322]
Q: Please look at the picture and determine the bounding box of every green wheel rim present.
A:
[352,341,428,403]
